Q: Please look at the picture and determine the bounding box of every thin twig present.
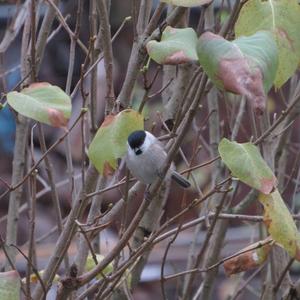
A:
[96,0,116,113]
[44,0,88,54]
[37,124,69,270]
[0,110,86,200]
[164,239,273,281]
[273,258,295,294]
[10,244,47,299]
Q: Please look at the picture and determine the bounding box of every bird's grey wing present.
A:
[147,143,190,188]
[147,143,167,168]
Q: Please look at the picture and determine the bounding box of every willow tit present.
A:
[125,130,190,188]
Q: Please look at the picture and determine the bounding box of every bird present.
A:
[125,130,190,188]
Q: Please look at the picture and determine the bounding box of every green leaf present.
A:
[217,9,230,26]
[88,109,144,175]
[85,254,132,286]
[218,138,277,194]
[147,26,198,65]
[0,271,20,300]
[160,0,212,7]
[235,0,300,88]
[7,82,71,128]
[259,190,300,260]
[197,31,278,114]
[85,254,113,279]
[22,270,60,284]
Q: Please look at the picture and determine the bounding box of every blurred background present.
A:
[0,1,300,299]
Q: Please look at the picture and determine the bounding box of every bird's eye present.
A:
[135,148,142,155]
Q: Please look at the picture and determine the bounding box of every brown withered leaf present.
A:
[223,239,272,276]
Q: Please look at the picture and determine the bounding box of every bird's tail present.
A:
[171,171,191,188]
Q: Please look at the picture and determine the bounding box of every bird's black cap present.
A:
[128,130,146,149]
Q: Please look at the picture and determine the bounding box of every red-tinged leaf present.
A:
[47,108,68,127]
[218,138,277,194]
[7,82,71,128]
[101,114,115,127]
[164,50,190,65]
[197,31,278,114]
[219,56,265,114]
[88,109,144,175]
[223,239,272,276]
[259,190,300,261]
[103,161,115,177]
[235,0,300,88]
[26,82,51,89]
[147,26,198,65]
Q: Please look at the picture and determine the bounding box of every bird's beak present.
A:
[135,148,142,155]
